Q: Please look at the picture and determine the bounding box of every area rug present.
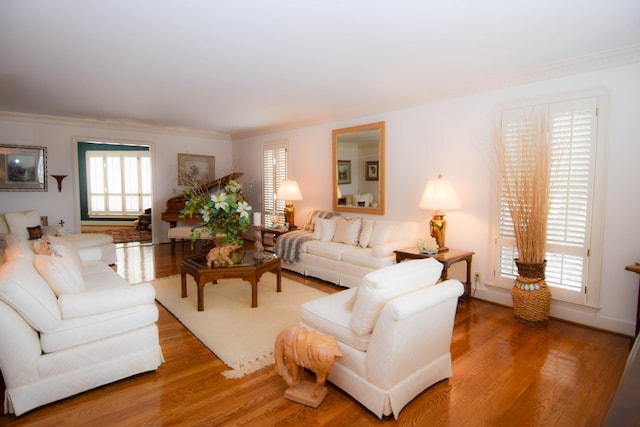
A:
[86,228,152,243]
[150,273,328,378]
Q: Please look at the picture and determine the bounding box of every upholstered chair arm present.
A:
[0,301,42,390]
[58,283,156,319]
[365,279,464,389]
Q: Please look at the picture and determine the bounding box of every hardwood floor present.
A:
[1,242,632,426]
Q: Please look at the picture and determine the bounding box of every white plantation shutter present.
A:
[86,151,152,217]
[495,96,601,306]
[263,141,288,227]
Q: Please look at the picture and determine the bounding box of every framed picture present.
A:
[0,144,47,191]
[337,160,351,185]
[366,161,379,181]
[178,153,215,186]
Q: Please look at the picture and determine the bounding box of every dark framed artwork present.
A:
[0,144,47,191]
[337,160,351,185]
[178,153,215,185]
[366,161,379,181]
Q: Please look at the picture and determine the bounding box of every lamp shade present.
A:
[276,180,303,201]
[418,174,461,211]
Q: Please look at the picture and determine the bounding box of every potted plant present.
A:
[495,115,552,326]
[180,178,253,249]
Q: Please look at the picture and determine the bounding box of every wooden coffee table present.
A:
[180,251,281,311]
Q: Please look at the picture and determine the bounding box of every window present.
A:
[262,141,288,227]
[86,150,152,217]
[494,93,606,307]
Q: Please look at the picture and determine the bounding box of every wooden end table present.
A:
[254,225,297,252]
[394,248,474,299]
[180,250,281,311]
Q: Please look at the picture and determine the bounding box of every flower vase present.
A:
[511,260,552,327]
[230,249,244,264]
[214,233,226,247]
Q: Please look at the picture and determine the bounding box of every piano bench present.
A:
[168,226,212,255]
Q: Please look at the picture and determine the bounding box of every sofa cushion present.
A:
[40,303,159,353]
[342,248,395,270]
[4,210,41,241]
[33,254,85,297]
[0,257,62,333]
[58,283,156,319]
[333,217,362,246]
[305,240,355,261]
[300,288,371,351]
[350,258,443,336]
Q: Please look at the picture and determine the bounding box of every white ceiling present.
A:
[1,1,639,139]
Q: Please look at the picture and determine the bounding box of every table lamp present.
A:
[418,174,460,252]
[276,180,303,228]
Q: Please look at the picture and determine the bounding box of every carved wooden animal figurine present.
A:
[206,242,239,267]
[275,326,343,406]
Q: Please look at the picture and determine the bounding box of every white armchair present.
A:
[300,258,463,419]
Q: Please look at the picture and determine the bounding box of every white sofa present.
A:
[276,212,419,288]
[0,210,116,265]
[300,258,464,419]
[0,236,163,416]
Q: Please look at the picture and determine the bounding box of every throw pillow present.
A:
[27,225,42,240]
[359,219,374,248]
[332,217,362,245]
[4,210,41,241]
[0,257,62,333]
[318,218,337,242]
[313,219,323,240]
[33,254,86,296]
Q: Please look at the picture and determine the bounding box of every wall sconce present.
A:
[418,174,461,252]
[50,175,68,192]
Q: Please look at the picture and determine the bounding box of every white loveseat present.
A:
[0,237,163,416]
[276,211,419,288]
[300,258,464,419]
[1,210,117,265]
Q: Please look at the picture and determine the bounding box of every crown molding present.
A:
[0,111,231,141]
[517,44,640,84]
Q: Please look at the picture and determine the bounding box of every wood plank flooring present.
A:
[0,242,632,426]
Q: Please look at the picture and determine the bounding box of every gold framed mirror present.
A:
[332,121,385,215]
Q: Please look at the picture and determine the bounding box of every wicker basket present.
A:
[511,260,551,327]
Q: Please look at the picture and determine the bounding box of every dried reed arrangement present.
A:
[494,115,551,264]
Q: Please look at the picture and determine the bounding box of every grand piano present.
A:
[161,172,243,252]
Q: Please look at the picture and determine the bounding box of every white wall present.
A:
[233,62,640,335]
[0,113,234,244]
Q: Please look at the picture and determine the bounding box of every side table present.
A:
[394,248,474,299]
[255,225,297,252]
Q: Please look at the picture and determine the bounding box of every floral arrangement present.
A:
[180,179,252,246]
[417,235,439,254]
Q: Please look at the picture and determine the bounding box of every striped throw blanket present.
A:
[275,210,340,263]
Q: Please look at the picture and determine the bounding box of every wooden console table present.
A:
[394,248,474,299]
